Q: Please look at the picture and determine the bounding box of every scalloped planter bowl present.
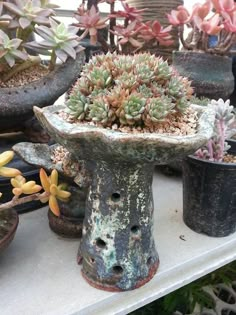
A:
[0,52,85,132]
[34,104,215,292]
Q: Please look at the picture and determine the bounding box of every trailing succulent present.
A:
[195,98,236,162]
[66,52,193,128]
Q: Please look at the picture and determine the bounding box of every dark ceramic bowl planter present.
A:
[0,52,85,133]
[13,142,88,238]
[183,155,236,237]
[172,51,234,100]
[0,208,19,254]
[34,104,215,291]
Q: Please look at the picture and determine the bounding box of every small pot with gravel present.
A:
[183,98,236,237]
[0,0,85,134]
[34,52,215,292]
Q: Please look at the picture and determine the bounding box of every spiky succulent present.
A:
[66,52,193,128]
[195,99,236,162]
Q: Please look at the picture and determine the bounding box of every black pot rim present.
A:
[187,154,236,167]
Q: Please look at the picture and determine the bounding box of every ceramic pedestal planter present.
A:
[34,104,215,291]
[0,208,19,254]
[183,155,236,237]
[0,52,85,133]
[172,51,234,100]
[13,142,89,238]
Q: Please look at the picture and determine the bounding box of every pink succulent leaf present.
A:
[223,11,236,31]
[74,5,108,31]
[119,1,145,20]
[191,1,212,20]
[212,0,235,13]
[167,6,190,25]
[198,14,224,35]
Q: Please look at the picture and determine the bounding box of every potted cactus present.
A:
[183,98,236,237]
[0,0,85,134]
[167,0,236,100]
[34,52,215,292]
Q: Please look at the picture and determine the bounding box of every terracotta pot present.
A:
[34,104,215,291]
[0,208,19,254]
[172,51,234,100]
[183,155,236,237]
[0,52,85,133]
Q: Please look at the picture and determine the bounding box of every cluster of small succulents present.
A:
[66,52,193,128]
[195,99,236,162]
[0,0,82,79]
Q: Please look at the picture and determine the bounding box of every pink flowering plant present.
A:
[73,0,173,53]
[167,0,236,54]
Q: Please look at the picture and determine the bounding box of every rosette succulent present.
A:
[66,52,193,128]
[0,0,83,81]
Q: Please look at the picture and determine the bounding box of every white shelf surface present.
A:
[0,170,236,315]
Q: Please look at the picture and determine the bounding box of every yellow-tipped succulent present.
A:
[39,168,71,217]
[11,175,42,196]
[0,151,21,178]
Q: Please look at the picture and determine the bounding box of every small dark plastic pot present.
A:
[183,155,236,237]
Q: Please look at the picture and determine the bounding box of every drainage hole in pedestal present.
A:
[147,257,153,266]
[96,238,106,249]
[89,257,95,264]
[131,225,140,234]
[112,265,123,275]
[111,192,120,202]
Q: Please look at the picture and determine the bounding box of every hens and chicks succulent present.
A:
[66,52,193,129]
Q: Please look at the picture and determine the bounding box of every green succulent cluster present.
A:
[66,52,193,128]
[0,0,82,77]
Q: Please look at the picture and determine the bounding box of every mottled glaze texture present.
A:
[0,52,85,132]
[34,104,215,291]
[172,51,234,100]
